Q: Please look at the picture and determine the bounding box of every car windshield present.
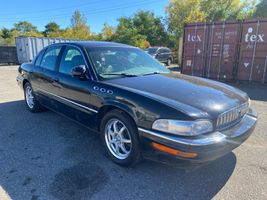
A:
[87,47,169,79]
[145,47,158,54]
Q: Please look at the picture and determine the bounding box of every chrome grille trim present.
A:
[216,102,249,130]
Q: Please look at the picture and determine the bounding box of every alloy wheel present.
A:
[25,85,34,109]
[104,119,132,160]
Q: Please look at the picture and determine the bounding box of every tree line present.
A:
[1,0,267,49]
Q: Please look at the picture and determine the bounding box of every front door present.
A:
[52,45,97,129]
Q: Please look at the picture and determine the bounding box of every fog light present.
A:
[152,142,198,158]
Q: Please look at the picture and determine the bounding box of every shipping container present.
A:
[0,46,19,64]
[182,19,267,83]
[182,23,208,77]
[15,36,75,64]
[206,21,241,80]
[237,20,267,83]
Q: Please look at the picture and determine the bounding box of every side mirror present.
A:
[71,65,87,78]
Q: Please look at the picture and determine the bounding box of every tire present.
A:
[166,58,172,66]
[100,109,141,166]
[24,82,44,113]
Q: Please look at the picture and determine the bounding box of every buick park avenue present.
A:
[17,41,257,166]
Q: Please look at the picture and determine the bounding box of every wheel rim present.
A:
[168,59,171,65]
[104,119,132,160]
[25,86,34,109]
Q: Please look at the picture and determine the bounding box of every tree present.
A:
[254,0,267,18]
[1,28,12,39]
[199,0,242,21]
[237,0,256,20]
[112,16,150,49]
[112,11,173,48]
[91,32,103,41]
[14,21,38,34]
[132,11,169,46]
[166,0,256,39]
[101,23,114,41]
[71,10,87,28]
[166,0,206,39]
[43,22,60,37]
[0,28,14,45]
[66,10,91,40]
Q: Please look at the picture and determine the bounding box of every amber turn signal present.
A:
[152,142,198,158]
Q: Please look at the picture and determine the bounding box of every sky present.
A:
[0,0,169,33]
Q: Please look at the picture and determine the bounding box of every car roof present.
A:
[49,41,136,48]
[147,47,170,50]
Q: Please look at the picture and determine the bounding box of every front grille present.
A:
[216,102,249,130]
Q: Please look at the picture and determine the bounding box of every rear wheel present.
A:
[24,82,44,112]
[166,58,172,66]
[100,109,141,166]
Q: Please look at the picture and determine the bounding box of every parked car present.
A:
[17,41,257,166]
[145,47,173,66]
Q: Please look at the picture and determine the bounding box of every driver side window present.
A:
[59,46,86,75]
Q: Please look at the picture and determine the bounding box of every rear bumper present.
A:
[16,75,24,89]
[138,111,257,163]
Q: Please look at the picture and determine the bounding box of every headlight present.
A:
[152,119,213,136]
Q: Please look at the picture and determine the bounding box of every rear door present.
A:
[165,48,172,61]
[33,44,64,110]
[51,45,97,128]
[156,48,165,62]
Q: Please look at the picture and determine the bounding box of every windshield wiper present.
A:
[100,73,138,77]
[142,72,160,76]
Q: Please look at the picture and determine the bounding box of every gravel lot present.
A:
[0,65,266,200]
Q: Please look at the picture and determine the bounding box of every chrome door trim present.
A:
[36,87,98,113]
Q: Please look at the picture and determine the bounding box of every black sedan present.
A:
[17,41,257,166]
[145,47,173,66]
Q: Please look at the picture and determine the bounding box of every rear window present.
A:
[145,48,158,54]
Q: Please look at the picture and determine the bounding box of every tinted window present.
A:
[59,46,86,75]
[35,49,45,66]
[40,46,62,71]
[165,48,171,53]
[145,48,158,54]
[158,48,164,53]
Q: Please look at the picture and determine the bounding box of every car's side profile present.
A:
[145,47,173,66]
[17,41,257,166]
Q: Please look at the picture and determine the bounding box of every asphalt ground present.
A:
[0,65,266,200]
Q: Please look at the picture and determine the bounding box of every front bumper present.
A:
[138,111,257,163]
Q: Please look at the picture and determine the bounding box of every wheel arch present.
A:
[96,102,138,132]
[22,79,29,88]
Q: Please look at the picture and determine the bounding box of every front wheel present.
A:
[100,110,141,166]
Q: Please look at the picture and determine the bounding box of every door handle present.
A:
[52,77,62,88]
[53,77,59,82]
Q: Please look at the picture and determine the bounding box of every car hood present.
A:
[104,73,248,119]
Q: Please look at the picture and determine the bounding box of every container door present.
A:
[237,20,267,83]
[206,22,240,80]
[16,37,28,64]
[182,24,208,77]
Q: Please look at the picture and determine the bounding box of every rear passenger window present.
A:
[158,49,164,54]
[40,46,62,71]
[59,46,86,75]
[165,48,171,53]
